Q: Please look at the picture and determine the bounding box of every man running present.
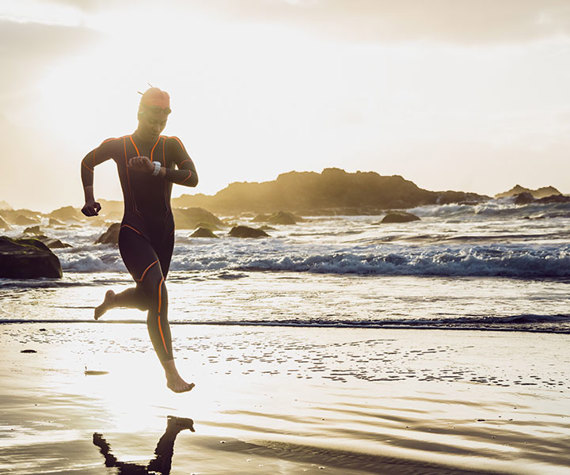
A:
[80,87,198,393]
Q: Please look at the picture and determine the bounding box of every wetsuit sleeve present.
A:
[81,139,117,187]
[164,137,198,187]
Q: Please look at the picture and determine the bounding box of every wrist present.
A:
[151,161,161,176]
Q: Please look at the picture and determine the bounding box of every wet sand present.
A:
[1,323,569,474]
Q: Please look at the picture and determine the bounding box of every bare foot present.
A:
[94,290,115,320]
[166,376,195,394]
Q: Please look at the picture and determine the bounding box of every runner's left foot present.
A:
[94,290,115,320]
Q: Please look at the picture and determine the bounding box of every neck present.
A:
[133,129,158,144]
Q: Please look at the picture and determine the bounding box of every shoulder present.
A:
[162,135,188,152]
[97,135,128,148]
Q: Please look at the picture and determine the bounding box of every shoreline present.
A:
[1,323,569,473]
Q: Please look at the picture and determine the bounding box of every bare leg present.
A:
[94,287,147,320]
[163,359,195,393]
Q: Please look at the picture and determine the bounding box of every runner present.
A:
[81,87,198,393]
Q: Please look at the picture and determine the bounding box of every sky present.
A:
[1,0,569,211]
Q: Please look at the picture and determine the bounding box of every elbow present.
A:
[189,172,198,187]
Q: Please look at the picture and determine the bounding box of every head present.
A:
[137,87,171,140]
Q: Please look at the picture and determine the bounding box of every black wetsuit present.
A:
[81,134,198,362]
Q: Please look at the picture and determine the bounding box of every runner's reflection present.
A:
[93,415,195,474]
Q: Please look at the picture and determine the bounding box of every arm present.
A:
[80,140,115,216]
[162,137,198,187]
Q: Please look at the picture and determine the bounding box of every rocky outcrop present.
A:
[229,226,269,238]
[173,208,223,230]
[0,236,62,278]
[190,227,218,238]
[514,192,535,205]
[381,212,421,224]
[48,206,84,222]
[496,185,561,199]
[172,168,488,215]
[253,211,299,224]
[95,223,121,245]
[24,225,43,235]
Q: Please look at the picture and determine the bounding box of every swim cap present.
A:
[140,87,170,109]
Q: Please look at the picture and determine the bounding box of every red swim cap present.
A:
[140,87,170,109]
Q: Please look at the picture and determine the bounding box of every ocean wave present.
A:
[233,247,570,278]
[410,198,570,220]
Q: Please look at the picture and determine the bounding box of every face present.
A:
[138,105,171,140]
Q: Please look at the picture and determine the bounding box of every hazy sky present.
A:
[1,0,569,210]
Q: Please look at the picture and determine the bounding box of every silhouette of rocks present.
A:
[0,209,40,226]
[13,214,38,226]
[48,218,64,227]
[381,212,421,223]
[496,185,561,199]
[96,223,121,245]
[514,192,535,205]
[190,227,218,238]
[173,207,223,230]
[537,194,570,204]
[253,211,299,224]
[0,236,62,278]
[172,168,487,215]
[24,225,43,235]
[36,235,72,249]
[229,226,269,238]
[48,206,84,222]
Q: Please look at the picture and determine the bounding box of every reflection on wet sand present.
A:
[93,415,195,474]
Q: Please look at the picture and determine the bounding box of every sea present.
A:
[1,196,568,334]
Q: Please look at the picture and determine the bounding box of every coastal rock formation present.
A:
[48,206,84,222]
[173,207,223,230]
[381,212,421,223]
[229,226,269,238]
[172,168,488,215]
[496,185,561,199]
[514,192,535,205]
[24,225,43,235]
[253,211,300,225]
[0,209,40,226]
[48,218,64,227]
[190,227,218,238]
[0,236,62,278]
[95,223,121,245]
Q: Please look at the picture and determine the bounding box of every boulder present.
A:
[229,226,269,238]
[48,218,64,227]
[35,235,72,249]
[190,227,218,238]
[173,207,223,230]
[253,211,301,225]
[381,212,421,224]
[48,206,84,222]
[24,225,43,235]
[514,192,535,205]
[0,236,62,278]
[96,223,121,245]
[536,194,570,204]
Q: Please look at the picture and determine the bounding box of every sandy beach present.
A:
[1,322,568,474]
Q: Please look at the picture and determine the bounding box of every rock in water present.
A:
[514,192,535,205]
[190,227,218,238]
[95,223,121,245]
[173,207,223,229]
[381,212,421,224]
[229,226,269,238]
[267,211,300,225]
[0,236,62,278]
[23,225,43,235]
